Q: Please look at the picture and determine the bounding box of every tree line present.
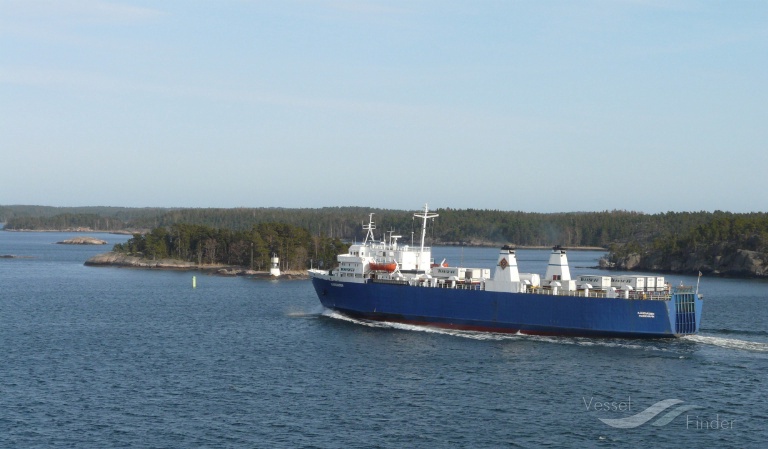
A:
[113,223,346,271]
[608,212,768,270]
[4,206,766,251]
[0,206,171,224]
[3,213,129,231]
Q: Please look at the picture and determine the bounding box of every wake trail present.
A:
[320,309,668,351]
[684,334,768,352]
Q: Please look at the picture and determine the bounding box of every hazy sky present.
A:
[2,0,766,213]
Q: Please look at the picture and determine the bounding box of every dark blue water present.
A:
[2,232,767,447]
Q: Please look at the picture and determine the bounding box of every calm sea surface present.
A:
[1,231,767,448]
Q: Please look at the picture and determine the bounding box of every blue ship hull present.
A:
[311,277,703,338]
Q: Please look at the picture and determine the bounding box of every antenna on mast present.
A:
[413,203,439,271]
[363,213,376,244]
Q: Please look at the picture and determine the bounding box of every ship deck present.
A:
[369,277,676,301]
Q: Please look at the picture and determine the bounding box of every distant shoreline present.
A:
[438,243,607,251]
[3,228,608,251]
[85,252,309,279]
[3,229,139,234]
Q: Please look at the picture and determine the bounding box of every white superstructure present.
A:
[308,204,672,299]
[315,204,438,283]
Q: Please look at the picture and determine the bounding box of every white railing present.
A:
[527,288,671,300]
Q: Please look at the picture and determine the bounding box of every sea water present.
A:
[1,232,767,447]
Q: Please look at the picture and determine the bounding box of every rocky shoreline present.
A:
[57,236,108,245]
[607,246,767,278]
[85,252,309,279]
[438,241,607,251]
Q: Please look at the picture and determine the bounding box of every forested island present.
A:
[606,213,768,277]
[86,223,347,275]
[2,205,767,277]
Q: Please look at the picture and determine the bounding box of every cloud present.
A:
[0,66,121,90]
[324,0,409,15]
[0,0,163,23]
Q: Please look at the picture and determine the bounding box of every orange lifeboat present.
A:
[369,262,397,273]
[430,259,449,268]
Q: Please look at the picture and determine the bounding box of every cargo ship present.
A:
[309,205,703,338]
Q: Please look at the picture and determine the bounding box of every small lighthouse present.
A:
[269,254,281,277]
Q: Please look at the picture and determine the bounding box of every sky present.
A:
[1,0,766,213]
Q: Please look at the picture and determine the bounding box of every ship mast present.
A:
[363,213,376,244]
[413,203,438,271]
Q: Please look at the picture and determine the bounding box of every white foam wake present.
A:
[321,308,516,339]
[684,334,768,352]
[319,309,666,351]
[321,309,500,339]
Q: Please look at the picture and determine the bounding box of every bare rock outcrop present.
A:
[84,252,309,279]
[612,247,767,278]
[57,236,108,245]
[85,252,196,269]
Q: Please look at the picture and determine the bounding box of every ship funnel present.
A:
[485,245,522,293]
[494,246,520,282]
[544,246,571,281]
